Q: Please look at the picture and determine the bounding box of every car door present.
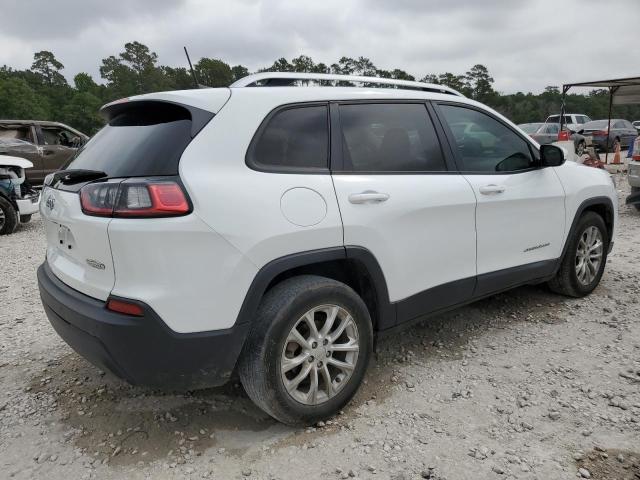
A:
[331,102,477,327]
[434,102,566,296]
[37,126,77,177]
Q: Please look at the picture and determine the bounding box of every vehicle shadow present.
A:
[29,282,576,466]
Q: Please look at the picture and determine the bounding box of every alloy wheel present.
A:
[281,304,359,405]
[575,226,603,285]
[0,208,5,231]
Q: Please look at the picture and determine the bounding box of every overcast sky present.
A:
[2,0,638,93]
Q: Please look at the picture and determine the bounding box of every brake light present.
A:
[80,178,190,218]
[106,298,144,316]
[557,131,571,141]
[633,138,640,161]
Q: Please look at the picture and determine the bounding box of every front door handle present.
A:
[478,184,506,195]
[348,191,390,204]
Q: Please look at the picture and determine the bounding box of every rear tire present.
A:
[0,196,18,235]
[238,275,373,426]
[575,141,585,156]
[20,214,32,223]
[548,211,608,297]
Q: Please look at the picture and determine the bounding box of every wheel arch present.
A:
[234,246,395,332]
[561,196,614,261]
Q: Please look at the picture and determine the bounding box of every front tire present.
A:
[548,211,608,297]
[0,196,18,235]
[238,275,373,426]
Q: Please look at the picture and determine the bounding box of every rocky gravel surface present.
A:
[1,174,639,480]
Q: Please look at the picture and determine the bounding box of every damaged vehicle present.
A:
[0,155,40,235]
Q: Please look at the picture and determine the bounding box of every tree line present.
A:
[1,41,638,135]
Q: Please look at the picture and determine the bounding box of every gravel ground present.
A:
[1,174,639,480]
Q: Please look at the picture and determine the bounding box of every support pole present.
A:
[605,87,614,164]
[560,85,569,133]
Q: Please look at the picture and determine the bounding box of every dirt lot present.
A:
[1,174,639,480]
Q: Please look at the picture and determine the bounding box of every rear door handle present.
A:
[348,191,390,204]
[478,184,506,195]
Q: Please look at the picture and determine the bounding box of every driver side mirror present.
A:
[540,144,566,167]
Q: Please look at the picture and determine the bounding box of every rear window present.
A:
[547,115,572,124]
[66,102,196,177]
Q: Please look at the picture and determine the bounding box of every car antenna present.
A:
[183,46,202,89]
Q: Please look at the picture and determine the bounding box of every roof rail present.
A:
[230,72,464,96]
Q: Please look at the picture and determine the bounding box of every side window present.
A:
[547,124,559,134]
[439,104,534,172]
[576,116,585,125]
[249,105,329,171]
[338,103,446,172]
[0,125,34,143]
[42,127,64,146]
[613,121,624,129]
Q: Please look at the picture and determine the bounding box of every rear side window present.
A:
[338,103,446,172]
[66,102,196,177]
[249,105,329,171]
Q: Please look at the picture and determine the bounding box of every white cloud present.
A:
[1,0,638,93]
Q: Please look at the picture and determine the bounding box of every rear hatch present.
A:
[40,92,226,300]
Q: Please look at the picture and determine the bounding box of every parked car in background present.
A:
[632,120,640,133]
[581,119,638,152]
[529,123,586,155]
[545,113,591,131]
[0,120,88,185]
[517,122,544,134]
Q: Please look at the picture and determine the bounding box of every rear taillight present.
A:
[80,178,190,218]
[633,138,640,161]
[557,131,571,141]
[592,130,608,136]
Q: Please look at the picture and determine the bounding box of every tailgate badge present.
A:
[86,259,106,270]
[45,195,55,211]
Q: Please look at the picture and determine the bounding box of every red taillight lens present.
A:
[557,131,571,141]
[106,298,144,316]
[80,178,190,218]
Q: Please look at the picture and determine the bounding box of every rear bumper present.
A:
[37,261,249,390]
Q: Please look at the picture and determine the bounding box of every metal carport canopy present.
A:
[562,76,640,105]
[561,76,640,162]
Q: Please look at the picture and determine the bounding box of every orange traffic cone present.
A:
[613,141,621,164]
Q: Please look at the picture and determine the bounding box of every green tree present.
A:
[31,51,67,87]
[99,42,167,99]
[0,77,49,119]
[194,58,233,87]
[231,65,249,82]
[465,64,494,102]
[61,92,104,134]
[437,72,468,94]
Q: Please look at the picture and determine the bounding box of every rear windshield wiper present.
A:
[53,169,108,185]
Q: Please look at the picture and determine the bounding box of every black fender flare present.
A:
[559,196,615,262]
[233,246,395,330]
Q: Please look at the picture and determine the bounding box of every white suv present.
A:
[38,73,617,425]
